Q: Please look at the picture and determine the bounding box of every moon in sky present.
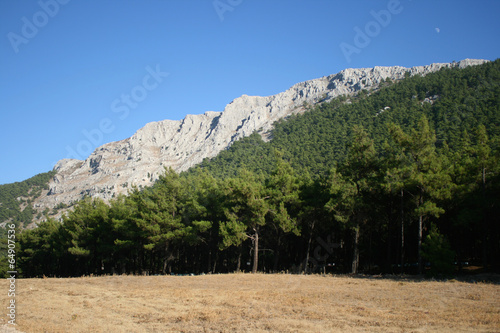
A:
[435,27,441,33]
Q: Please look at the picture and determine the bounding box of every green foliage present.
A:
[325,126,379,273]
[266,153,301,236]
[387,116,453,273]
[422,224,456,277]
[220,169,269,272]
[193,132,276,178]
[0,170,56,226]
[18,218,62,277]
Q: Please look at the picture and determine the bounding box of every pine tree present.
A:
[326,126,378,273]
[219,170,269,273]
[134,168,188,274]
[110,193,144,274]
[61,197,113,275]
[18,218,62,277]
[388,117,452,274]
[266,152,301,271]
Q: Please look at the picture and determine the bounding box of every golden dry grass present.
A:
[1,274,499,332]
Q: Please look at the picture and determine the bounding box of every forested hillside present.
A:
[0,171,56,274]
[11,60,500,278]
[0,170,56,226]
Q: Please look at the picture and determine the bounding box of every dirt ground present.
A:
[1,273,499,332]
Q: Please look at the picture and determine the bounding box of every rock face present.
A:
[33,59,488,220]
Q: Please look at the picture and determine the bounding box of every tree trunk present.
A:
[236,245,242,272]
[252,229,259,273]
[207,230,213,273]
[385,199,393,273]
[481,165,488,268]
[418,213,423,275]
[212,251,218,273]
[352,227,360,274]
[207,248,212,273]
[304,220,315,273]
[162,245,169,274]
[273,234,281,272]
[400,188,405,274]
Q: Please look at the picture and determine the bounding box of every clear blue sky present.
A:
[1,0,499,184]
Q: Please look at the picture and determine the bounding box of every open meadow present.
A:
[1,274,499,332]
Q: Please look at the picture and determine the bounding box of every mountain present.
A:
[5,59,490,227]
[13,59,500,278]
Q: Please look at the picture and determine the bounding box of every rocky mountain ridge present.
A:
[31,59,488,224]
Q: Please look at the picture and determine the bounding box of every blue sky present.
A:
[1,0,499,184]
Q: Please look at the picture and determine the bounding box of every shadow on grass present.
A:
[343,272,500,285]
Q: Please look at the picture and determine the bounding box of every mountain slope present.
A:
[193,59,500,179]
[6,59,489,226]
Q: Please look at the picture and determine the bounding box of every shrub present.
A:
[422,224,455,277]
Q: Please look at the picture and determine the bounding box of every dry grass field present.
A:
[1,273,499,332]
